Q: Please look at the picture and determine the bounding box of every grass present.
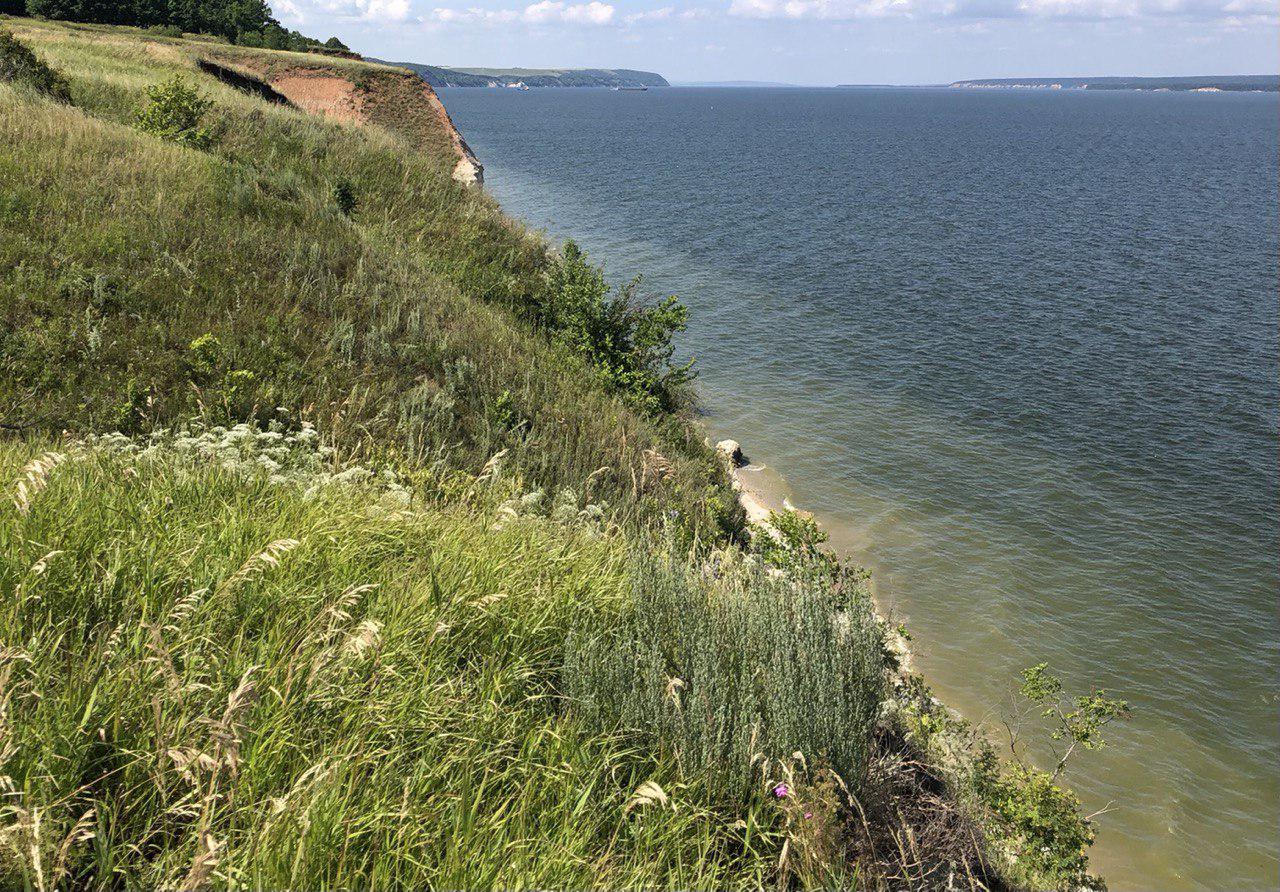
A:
[0,17,737,539]
[566,550,885,806]
[0,18,1105,890]
[0,435,784,889]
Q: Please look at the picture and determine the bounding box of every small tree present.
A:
[0,28,71,102]
[542,241,694,415]
[135,76,213,149]
[1018,663,1130,779]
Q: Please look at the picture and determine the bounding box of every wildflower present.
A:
[804,811,813,819]
[773,783,789,799]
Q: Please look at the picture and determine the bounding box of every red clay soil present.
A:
[268,73,363,124]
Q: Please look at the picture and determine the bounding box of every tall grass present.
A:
[0,437,780,889]
[566,550,886,805]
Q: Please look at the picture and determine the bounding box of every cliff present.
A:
[199,47,483,183]
[1,17,1105,892]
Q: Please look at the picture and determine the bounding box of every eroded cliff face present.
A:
[201,54,483,186]
[419,83,483,186]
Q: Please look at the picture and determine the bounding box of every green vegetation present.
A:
[7,0,348,53]
[567,549,885,804]
[0,18,731,537]
[542,241,694,415]
[135,75,213,147]
[0,433,785,889]
[1018,663,1130,779]
[0,19,1118,890]
[0,26,68,99]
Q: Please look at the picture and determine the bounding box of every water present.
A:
[439,85,1280,890]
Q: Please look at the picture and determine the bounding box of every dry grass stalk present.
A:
[178,829,220,892]
[12,451,67,516]
[218,539,300,595]
[50,808,96,889]
[625,780,671,814]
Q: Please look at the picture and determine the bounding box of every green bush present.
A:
[565,548,885,803]
[970,753,1102,890]
[0,28,70,101]
[332,178,356,215]
[145,23,183,37]
[541,241,695,416]
[759,507,843,581]
[135,75,213,148]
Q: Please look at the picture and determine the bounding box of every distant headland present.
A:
[373,61,669,89]
[945,75,1278,92]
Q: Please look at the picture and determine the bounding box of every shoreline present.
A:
[718,437,917,675]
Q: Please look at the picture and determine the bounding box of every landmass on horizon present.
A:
[374,61,668,89]
[379,64,1278,93]
[944,75,1278,91]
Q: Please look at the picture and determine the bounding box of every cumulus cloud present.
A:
[527,0,616,23]
[274,0,305,21]
[425,0,616,24]
[300,0,412,21]
[727,0,945,19]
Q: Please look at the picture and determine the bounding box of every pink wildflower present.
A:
[772,783,790,799]
[804,812,813,819]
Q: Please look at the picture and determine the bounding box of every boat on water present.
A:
[614,86,648,92]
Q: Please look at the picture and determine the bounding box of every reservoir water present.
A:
[439,85,1279,890]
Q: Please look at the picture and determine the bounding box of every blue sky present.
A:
[274,0,1278,84]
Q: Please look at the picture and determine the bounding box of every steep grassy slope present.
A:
[0,17,735,537]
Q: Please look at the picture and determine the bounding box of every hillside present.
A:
[948,75,1279,91]
[380,60,670,89]
[0,17,1109,891]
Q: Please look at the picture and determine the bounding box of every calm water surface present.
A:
[440,85,1279,890]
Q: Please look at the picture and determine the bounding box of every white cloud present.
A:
[426,5,518,22]
[304,0,412,21]
[624,4,675,23]
[524,0,616,23]
[727,0,939,19]
[275,0,305,21]
[362,0,412,19]
[424,0,616,25]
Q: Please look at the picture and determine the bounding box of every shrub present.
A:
[565,548,885,803]
[145,23,183,37]
[135,75,213,148]
[759,507,842,580]
[1019,663,1130,779]
[186,332,224,380]
[0,28,70,101]
[970,753,1102,890]
[542,241,694,415]
[332,178,356,215]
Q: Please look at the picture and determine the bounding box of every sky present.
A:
[273,0,1279,84]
